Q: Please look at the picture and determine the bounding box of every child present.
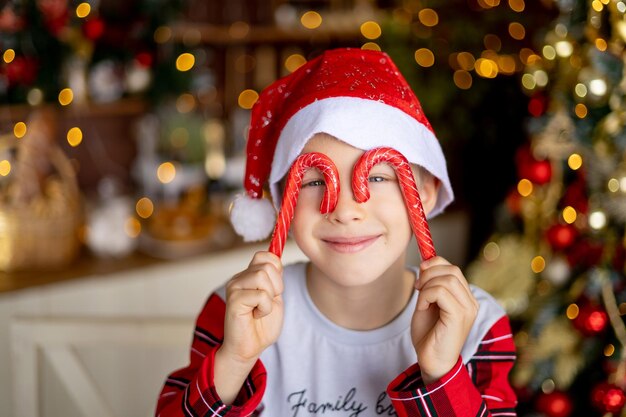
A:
[156,48,517,417]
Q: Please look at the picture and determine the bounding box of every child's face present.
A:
[290,133,438,287]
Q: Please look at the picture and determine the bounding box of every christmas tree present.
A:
[466,0,626,415]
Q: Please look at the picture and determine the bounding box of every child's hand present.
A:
[411,256,478,384]
[215,251,284,403]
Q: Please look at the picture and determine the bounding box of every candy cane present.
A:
[352,147,436,261]
[269,152,340,258]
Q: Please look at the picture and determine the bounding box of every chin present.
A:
[318,258,391,287]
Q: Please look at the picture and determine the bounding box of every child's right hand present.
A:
[214,251,284,403]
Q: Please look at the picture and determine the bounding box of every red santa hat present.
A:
[230,47,453,242]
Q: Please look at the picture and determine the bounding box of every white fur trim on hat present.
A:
[269,97,454,218]
[230,194,277,242]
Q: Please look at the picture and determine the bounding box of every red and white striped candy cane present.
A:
[352,147,436,261]
[269,152,340,258]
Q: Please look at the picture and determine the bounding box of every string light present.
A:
[136,197,154,219]
[567,153,582,170]
[58,88,74,106]
[483,241,500,261]
[589,211,607,229]
[157,162,176,183]
[361,42,381,51]
[238,89,259,109]
[301,11,322,29]
[508,22,525,40]
[285,54,306,72]
[453,70,473,89]
[176,53,195,72]
[567,303,580,319]
[508,0,525,12]
[76,2,91,18]
[518,179,533,196]
[13,122,27,138]
[475,58,498,78]
[608,178,620,193]
[574,83,587,97]
[360,21,382,39]
[125,217,141,238]
[414,48,435,67]
[67,127,83,147]
[575,103,588,118]
[418,9,438,27]
[531,256,546,273]
[562,206,577,224]
[542,45,557,60]
[3,49,15,64]
[0,160,11,176]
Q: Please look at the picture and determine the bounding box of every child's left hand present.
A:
[411,256,479,384]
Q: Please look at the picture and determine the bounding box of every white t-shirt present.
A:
[218,262,505,417]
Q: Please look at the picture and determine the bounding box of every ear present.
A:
[416,174,440,218]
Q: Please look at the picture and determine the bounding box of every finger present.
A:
[228,289,275,319]
[228,267,279,299]
[417,263,471,293]
[248,251,284,295]
[418,275,478,312]
[416,283,475,321]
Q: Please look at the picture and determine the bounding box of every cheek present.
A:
[370,187,412,231]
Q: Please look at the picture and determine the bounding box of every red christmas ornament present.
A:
[536,391,573,417]
[546,224,577,251]
[562,174,588,214]
[565,238,604,268]
[505,188,522,216]
[37,0,69,35]
[528,92,548,117]
[4,56,38,86]
[134,51,153,68]
[592,382,626,413]
[83,17,105,40]
[572,304,608,336]
[516,146,552,185]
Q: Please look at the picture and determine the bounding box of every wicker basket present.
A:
[0,135,83,272]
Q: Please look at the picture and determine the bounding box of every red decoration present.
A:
[505,188,522,215]
[561,173,588,214]
[134,51,153,68]
[546,224,577,251]
[37,0,69,35]
[82,17,105,40]
[572,304,608,336]
[536,391,573,417]
[565,238,604,268]
[592,382,626,413]
[3,56,38,86]
[0,6,25,32]
[516,146,552,185]
[528,92,548,117]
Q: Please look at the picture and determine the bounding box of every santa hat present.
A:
[230,47,454,242]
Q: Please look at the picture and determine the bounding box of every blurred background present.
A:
[2,0,626,416]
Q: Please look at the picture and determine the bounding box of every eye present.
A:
[302,179,326,188]
[368,176,386,183]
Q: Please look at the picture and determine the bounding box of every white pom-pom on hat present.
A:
[230,194,276,242]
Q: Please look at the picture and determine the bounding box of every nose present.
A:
[326,182,365,224]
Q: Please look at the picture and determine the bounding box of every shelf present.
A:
[171,22,362,45]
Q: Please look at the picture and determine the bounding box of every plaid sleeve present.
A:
[387,316,517,417]
[155,293,266,416]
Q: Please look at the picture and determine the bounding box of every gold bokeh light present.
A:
[67,127,83,147]
[157,162,176,184]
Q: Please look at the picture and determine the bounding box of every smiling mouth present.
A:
[322,235,381,253]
